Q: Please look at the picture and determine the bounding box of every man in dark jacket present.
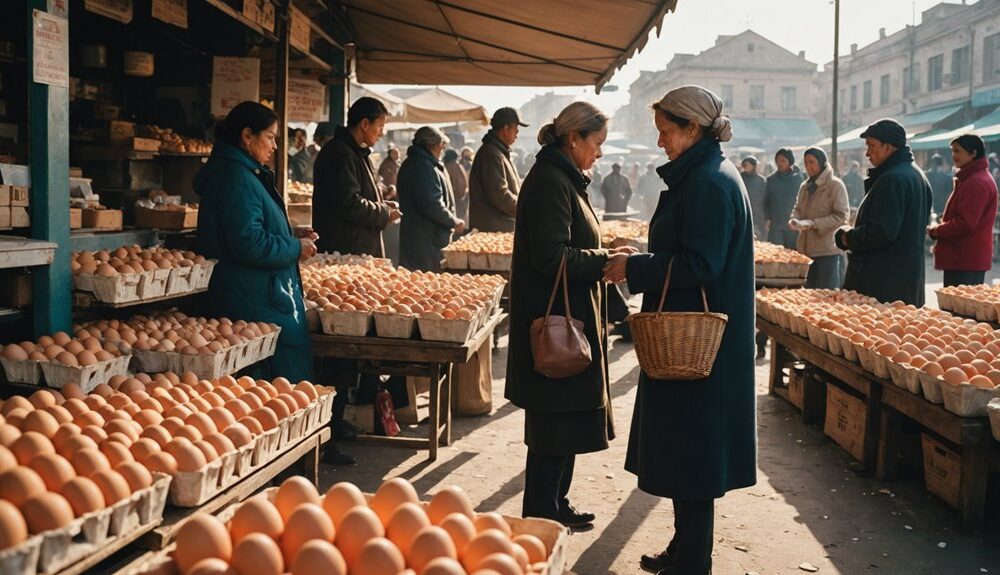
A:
[835,119,932,306]
[638,163,661,220]
[843,160,865,209]
[468,107,527,232]
[313,97,401,257]
[763,148,803,248]
[741,157,767,239]
[601,163,633,214]
[926,153,954,219]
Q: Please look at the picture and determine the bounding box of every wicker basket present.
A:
[627,259,728,380]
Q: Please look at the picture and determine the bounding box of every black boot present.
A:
[640,550,672,573]
[557,503,595,527]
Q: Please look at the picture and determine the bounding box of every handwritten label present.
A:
[211,57,260,118]
[32,10,69,88]
[288,78,328,122]
[243,0,275,34]
[152,0,187,29]
[83,0,133,24]
[290,6,310,53]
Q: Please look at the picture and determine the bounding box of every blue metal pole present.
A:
[28,0,71,337]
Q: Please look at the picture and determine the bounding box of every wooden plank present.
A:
[73,288,207,309]
[56,519,158,575]
[139,427,330,550]
[0,238,57,268]
[876,407,904,481]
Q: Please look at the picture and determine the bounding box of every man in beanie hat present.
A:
[468,107,528,232]
[834,118,932,306]
[763,147,803,248]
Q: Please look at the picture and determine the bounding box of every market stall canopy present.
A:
[339,0,680,90]
[729,118,824,148]
[350,83,406,117]
[911,106,1000,149]
[392,87,490,126]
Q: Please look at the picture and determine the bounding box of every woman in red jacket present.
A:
[928,134,999,286]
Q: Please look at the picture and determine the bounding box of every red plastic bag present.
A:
[375,389,400,437]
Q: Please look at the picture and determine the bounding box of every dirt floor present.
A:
[320,259,1000,575]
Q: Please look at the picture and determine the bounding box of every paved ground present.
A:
[320,258,1000,575]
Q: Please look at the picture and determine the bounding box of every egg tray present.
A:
[806,324,829,352]
[920,373,946,404]
[0,357,42,385]
[215,447,241,490]
[195,260,217,290]
[167,456,224,507]
[757,261,812,279]
[442,249,469,270]
[250,426,282,466]
[130,349,175,374]
[825,331,844,357]
[0,534,42,575]
[373,311,418,339]
[487,252,512,271]
[975,300,997,322]
[987,399,1000,442]
[842,339,859,363]
[317,389,335,423]
[306,307,321,332]
[855,345,877,374]
[229,441,256,478]
[319,309,373,337]
[176,348,230,380]
[902,366,923,395]
[417,315,475,344]
[40,354,132,393]
[91,272,143,304]
[73,273,95,293]
[165,266,194,295]
[940,382,1000,417]
[887,362,910,390]
[138,268,172,299]
[234,337,264,371]
[468,252,490,270]
[869,352,892,380]
[256,329,281,363]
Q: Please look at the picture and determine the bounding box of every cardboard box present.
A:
[922,433,960,508]
[0,184,10,206]
[10,186,28,207]
[82,208,122,230]
[134,205,197,229]
[824,383,866,462]
[11,207,28,228]
[0,206,10,229]
[70,208,82,229]
[109,120,135,141]
[131,137,161,152]
[0,273,32,307]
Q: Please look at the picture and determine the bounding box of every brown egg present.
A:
[322,482,368,529]
[91,468,131,504]
[134,409,164,428]
[166,438,207,472]
[335,506,384,566]
[174,424,204,443]
[60,476,106,516]
[202,433,236,456]
[74,410,106,429]
[58,433,99,457]
[174,513,233,575]
[371,477,420,526]
[473,512,511,536]
[287,390,311,411]
[21,491,74,534]
[62,399,88,417]
[100,439,135,467]
[274,476,322,522]
[280,502,335,565]
[186,412,217,438]
[276,394,299,414]
[241,393,264,411]
[265,398,292,420]
[0,466,46,507]
[229,495,284,544]
[294,381,318,402]
[428,485,475,525]
[1,343,28,361]
[0,445,15,473]
[193,440,219,463]
[143,451,178,474]
[140,425,173,448]
[186,558,232,575]
[408,525,458,572]
[272,377,293,395]
[201,392,224,409]
[0,499,28,550]
[238,416,265,436]
[11,431,55,464]
[356,538,405,575]
[462,530,515,572]
[476,552,523,575]
[513,534,547,563]
[116,461,152,492]
[290,539,347,575]
[223,423,254,448]
[232,532,285,575]
[130,437,161,461]
[2,395,34,415]
[206,408,235,433]
[386,502,430,556]
[55,351,79,366]
[61,382,86,400]
[27,452,76,490]
[71,446,111,477]
[249,407,280,431]
[22,410,59,438]
[28,390,57,409]
[0,424,20,446]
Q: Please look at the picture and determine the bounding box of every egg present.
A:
[238,416,265,436]
[71,447,111,476]
[231,532,284,575]
[408,526,458,573]
[0,424,20,446]
[141,425,173,448]
[11,431,56,465]
[462,530,515,572]
[116,461,153,491]
[0,445,15,473]
[21,491,74,534]
[273,395,298,415]
[1,343,28,360]
[473,512,511,536]
[280,502,334,565]
[386,502,431,556]
[29,390,57,409]
[335,506,384,566]
[275,476,322,521]
[513,534,547,563]
[174,425,204,443]
[134,409,163,428]
[166,438,207,472]
[223,423,253,448]
[287,391,311,411]
[206,408,235,433]
[91,468,131,504]
[194,440,220,463]
[356,538,405,575]
[322,482,368,529]
[174,514,233,575]
[100,440,135,467]
[144,451,178,474]
[58,433,99,457]
[943,366,969,385]
[60,476,106,516]
[428,486,475,525]
[52,421,82,447]
[21,410,58,438]
[249,407,279,431]
[27,452,76,490]
[421,557,466,575]
[371,477,420,525]
[0,466,46,507]
[0,499,28,550]
[476,552,523,575]
[290,539,347,575]
[203,433,236,456]
[230,495,284,543]
[241,393,264,411]
[186,558,232,575]
[294,381,318,402]
[2,395,34,415]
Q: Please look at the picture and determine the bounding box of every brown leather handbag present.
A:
[530,254,593,378]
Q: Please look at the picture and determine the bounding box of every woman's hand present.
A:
[927,224,939,239]
[602,253,629,283]
[610,245,639,255]
[298,238,317,261]
[294,226,318,240]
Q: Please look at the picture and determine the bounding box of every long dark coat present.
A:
[468,132,521,233]
[313,126,390,257]
[764,168,803,236]
[195,142,313,382]
[505,145,613,456]
[624,138,757,500]
[836,146,932,306]
[741,171,767,239]
[397,145,461,272]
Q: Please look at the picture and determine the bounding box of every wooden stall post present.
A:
[274,0,290,201]
[329,47,347,126]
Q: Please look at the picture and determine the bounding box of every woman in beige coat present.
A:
[789,147,849,289]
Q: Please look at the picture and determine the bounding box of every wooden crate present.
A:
[824,383,867,462]
[134,205,197,229]
[130,137,161,152]
[0,207,9,229]
[11,207,28,228]
[70,207,82,229]
[9,186,28,207]
[0,184,9,206]
[922,433,960,508]
[82,208,123,230]
[0,273,31,307]
[788,365,805,410]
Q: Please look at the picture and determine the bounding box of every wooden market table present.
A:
[758,317,994,533]
[311,313,505,462]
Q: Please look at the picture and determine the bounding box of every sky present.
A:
[366,0,958,116]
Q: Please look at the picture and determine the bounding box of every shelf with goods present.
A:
[756,288,1000,532]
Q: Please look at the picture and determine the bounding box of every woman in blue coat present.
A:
[604,86,757,575]
[195,101,317,382]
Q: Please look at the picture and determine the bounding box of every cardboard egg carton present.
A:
[0,357,42,385]
[40,354,131,393]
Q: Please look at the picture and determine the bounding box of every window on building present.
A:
[952,45,971,85]
[780,87,796,111]
[928,54,944,91]
[904,64,920,96]
[747,43,755,53]
[720,84,734,109]
[985,33,1000,83]
[749,85,764,110]
[863,80,872,109]
[880,74,890,106]
[850,85,857,111]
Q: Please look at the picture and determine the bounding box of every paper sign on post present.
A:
[32,10,69,88]
[288,78,328,122]
[290,6,311,53]
[211,57,260,118]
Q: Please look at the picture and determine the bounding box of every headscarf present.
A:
[655,85,732,142]
[803,147,827,194]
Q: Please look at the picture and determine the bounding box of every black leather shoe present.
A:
[640,551,672,573]
[332,420,359,441]
[558,504,595,527]
[322,445,356,466]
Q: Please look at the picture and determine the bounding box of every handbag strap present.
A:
[656,257,711,315]
[543,254,574,323]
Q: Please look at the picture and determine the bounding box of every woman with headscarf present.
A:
[763,147,804,249]
[603,85,757,575]
[788,147,850,289]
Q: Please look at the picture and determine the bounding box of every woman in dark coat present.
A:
[195,102,317,382]
[763,148,804,249]
[505,102,632,528]
[928,134,998,286]
[397,126,465,272]
[604,86,757,575]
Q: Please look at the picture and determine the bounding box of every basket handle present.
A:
[543,253,574,324]
[656,257,711,316]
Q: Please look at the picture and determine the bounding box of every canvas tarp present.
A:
[340,0,680,90]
